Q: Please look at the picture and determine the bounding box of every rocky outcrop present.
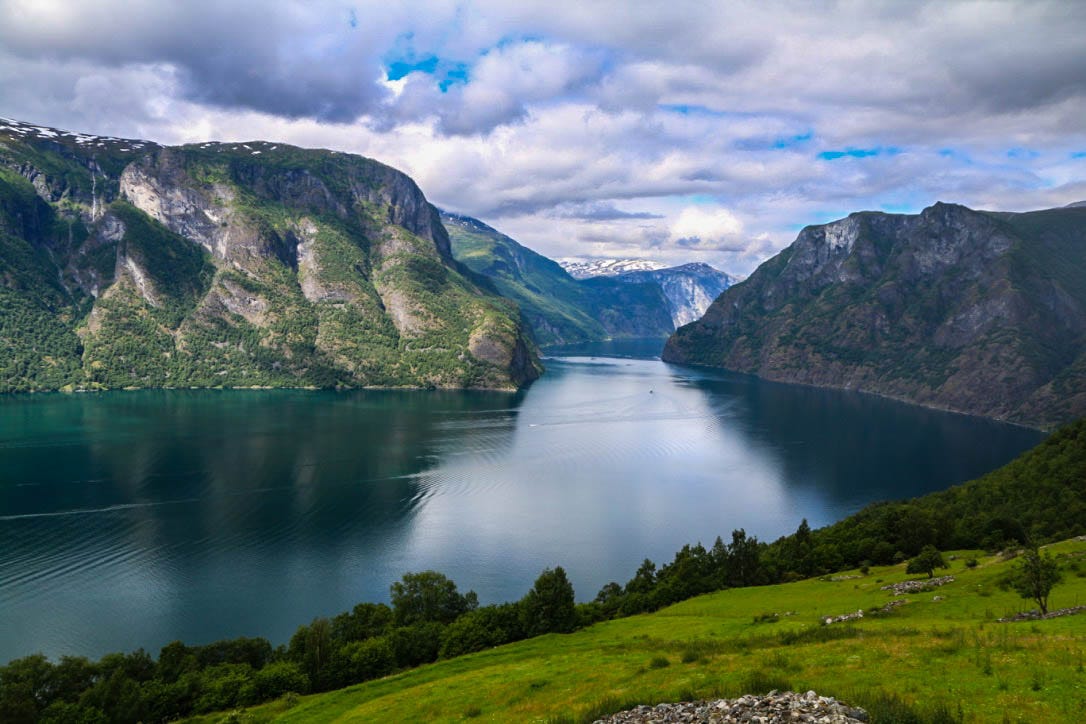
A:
[664,202,1086,428]
[594,692,868,723]
[0,119,539,392]
[617,263,734,327]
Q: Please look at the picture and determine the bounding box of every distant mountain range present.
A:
[558,258,666,278]
[664,201,1086,428]
[443,211,733,346]
[0,118,540,392]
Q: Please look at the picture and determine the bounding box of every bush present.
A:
[648,656,669,669]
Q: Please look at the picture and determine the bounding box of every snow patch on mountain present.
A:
[558,258,667,279]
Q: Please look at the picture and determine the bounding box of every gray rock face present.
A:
[618,263,734,327]
[0,119,539,392]
[664,202,1086,428]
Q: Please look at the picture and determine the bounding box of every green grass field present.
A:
[198,538,1086,723]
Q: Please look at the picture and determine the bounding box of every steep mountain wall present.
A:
[663,202,1086,427]
[0,118,539,392]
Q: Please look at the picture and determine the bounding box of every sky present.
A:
[2,1,1085,277]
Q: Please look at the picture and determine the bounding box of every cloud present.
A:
[668,207,745,251]
[433,40,609,135]
[546,202,664,221]
[0,0,415,122]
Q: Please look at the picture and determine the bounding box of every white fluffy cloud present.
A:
[668,207,744,250]
[1,1,1084,276]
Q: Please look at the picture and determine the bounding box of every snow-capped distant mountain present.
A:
[558,258,667,279]
[616,263,736,327]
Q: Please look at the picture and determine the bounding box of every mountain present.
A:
[663,201,1086,428]
[0,118,540,392]
[558,258,666,278]
[443,211,733,346]
[614,263,735,327]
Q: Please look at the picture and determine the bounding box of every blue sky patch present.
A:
[1006,147,1040,160]
[387,55,439,81]
[774,131,813,149]
[1072,151,1086,159]
[734,130,813,151]
[439,64,469,92]
[658,104,731,118]
[818,146,900,161]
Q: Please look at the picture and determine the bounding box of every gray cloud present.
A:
[545,202,664,221]
[0,1,401,122]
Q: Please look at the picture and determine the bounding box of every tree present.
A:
[1011,545,1063,614]
[520,567,577,636]
[287,617,333,689]
[727,529,762,587]
[905,545,947,579]
[390,571,478,626]
[624,559,656,594]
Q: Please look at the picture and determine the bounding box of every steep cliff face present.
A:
[663,202,1086,427]
[0,118,539,392]
[444,211,731,345]
[616,263,734,327]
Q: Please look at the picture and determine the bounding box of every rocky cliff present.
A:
[663,202,1086,427]
[0,118,539,392]
[444,211,732,345]
[615,263,734,327]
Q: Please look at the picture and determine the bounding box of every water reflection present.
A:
[0,359,1043,662]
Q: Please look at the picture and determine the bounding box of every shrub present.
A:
[649,656,670,669]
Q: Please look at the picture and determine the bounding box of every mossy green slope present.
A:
[217,540,1086,723]
[444,212,609,345]
[664,202,1086,428]
[0,119,539,391]
[444,211,702,346]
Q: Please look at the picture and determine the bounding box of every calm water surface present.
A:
[0,342,1044,661]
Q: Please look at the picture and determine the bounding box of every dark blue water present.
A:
[0,346,1043,661]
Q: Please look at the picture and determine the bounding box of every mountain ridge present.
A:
[558,257,667,278]
[0,118,540,392]
[663,200,1086,427]
[443,210,732,345]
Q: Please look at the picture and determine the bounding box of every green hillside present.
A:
[207,539,1086,723]
[444,212,609,345]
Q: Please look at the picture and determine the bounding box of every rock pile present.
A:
[879,575,954,595]
[822,609,864,625]
[823,598,907,625]
[593,691,868,723]
[997,605,1086,623]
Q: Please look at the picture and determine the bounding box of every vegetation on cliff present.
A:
[444,212,731,346]
[664,202,1086,427]
[0,119,540,392]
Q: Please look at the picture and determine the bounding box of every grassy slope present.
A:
[209,539,1086,723]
